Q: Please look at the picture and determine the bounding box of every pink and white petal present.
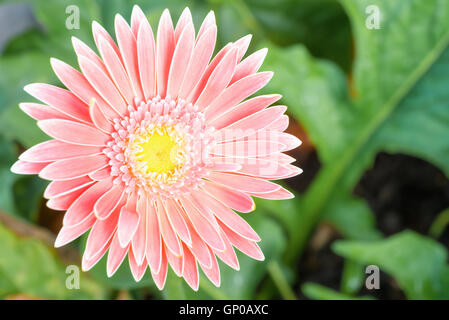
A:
[107,233,130,277]
[208,161,241,173]
[84,208,120,261]
[20,140,102,163]
[145,199,162,274]
[92,20,122,61]
[175,8,193,42]
[156,9,175,98]
[115,14,144,100]
[266,114,289,132]
[44,176,94,199]
[193,47,238,109]
[235,158,299,179]
[132,197,147,265]
[183,219,213,269]
[208,172,281,194]
[117,192,139,247]
[211,140,286,158]
[197,11,215,41]
[19,102,73,122]
[94,184,125,220]
[156,198,182,257]
[130,5,147,37]
[24,83,91,124]
[205,71,273,121]
[215,106,287,143]
[198,191,260,241]
[50,58,116,119]
[39,154,108,181]
[47,185,90,211]
[78,56,127,115]
[163,199,192,246]
[82,237,112,271]
[89,98,113,133]
[200,248,220,287]
[38,119,110,147]
[219,221,264,261]
[54,212,95,248]
[11,160,49,175]
[97,36,135,105]
[202,180,255,213]
[151,247,168,290]
[233,34,252,62]
[63,178,113,226]
[182,244,199,291]
[275,132,302,151]
[178,25,216,100]
[71,37,109,75]
[230,47,268,85]
[137,18,156,100]
[128,249,148,281]
[208,94,282,130]
[166,23,195,98]
[166,244,183,277]
[249,186,294,200]
[214,229,240,270]
[179,197,225,252]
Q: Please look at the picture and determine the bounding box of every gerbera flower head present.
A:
[11,6,302,290]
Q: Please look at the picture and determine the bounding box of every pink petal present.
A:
[19,102,73,121]
[205,72,273,121]
[163,199,192,246]
[50,58,116,119]
[115,14,144,100]
[92,20,122,62]
[130,5,146,37]
[38,119,110,146]
[208,161,241,172]
[107,233,130,277]
[89,98,113,133]
[89,166,112,181]
[166,244,183,276]
[78,55,127,115]
[46,185,90,211]
[11,160,49,175]
[182,244,199,291]
[214,229,240,270]
[230,47,268,85]
[54,212,95,247]
[200,248,220,287]
[250,186,294,200]
[219,221,264,261]
[117,193,139,247]
[202,180,255,213]
[72,37,108,75]
[178,25,217,100]
[82,236,112,271]
[211,140,286,158]
[94,184,125,220]
[197,11,215,41]
[128,249,147,281]
[63,178,113,226]
[145,199,162,274]
[183,219,213,269]
[20,140,102,163]
[208,94,281,130]
[97,36,135,105]
[44,176,94,199]
[233,34,252,62]
[179,197,225,252]
[216,106,287,143]
[151,247,168,290]
[132,195,147,265]
[208,172,281,194]
[198,191,260,241]
[137,18,156,100]
[24,83,91,124]
[156,9,175,98]
[156,198,182,257]
[166,23,194,98]
[174,7,193,42]
[267,114,289,132]
[84,208,120,260]
[194,47,238,109]
[39,154,108,180]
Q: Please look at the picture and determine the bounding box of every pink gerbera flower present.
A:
[11,6,302,290]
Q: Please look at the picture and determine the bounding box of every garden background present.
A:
[0,0,448,300]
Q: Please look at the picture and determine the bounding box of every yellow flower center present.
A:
[130,129,181,176]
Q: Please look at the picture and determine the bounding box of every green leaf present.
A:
[263,0,449,264]
[333,230,449,299]
[0,222,106,299]
[302,282,374,300]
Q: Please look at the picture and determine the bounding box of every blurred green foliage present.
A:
[0,0,448,300]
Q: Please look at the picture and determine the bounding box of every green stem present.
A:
[267,261,297,300]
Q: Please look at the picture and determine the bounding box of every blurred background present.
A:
[0,0,449,300]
